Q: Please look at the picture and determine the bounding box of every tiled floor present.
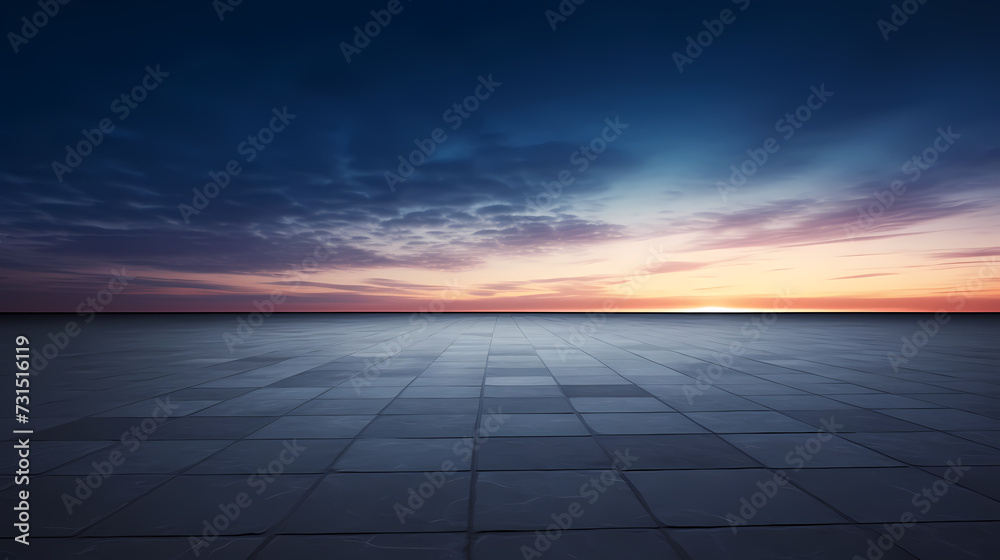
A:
[2,313,999,558]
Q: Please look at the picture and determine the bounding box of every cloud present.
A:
[830,273,897,280]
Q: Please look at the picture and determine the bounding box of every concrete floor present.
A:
[2,313,999,558]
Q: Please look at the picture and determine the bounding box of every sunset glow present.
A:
[2,2,998,313]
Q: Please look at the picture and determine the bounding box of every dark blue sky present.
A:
[2,0,999,311]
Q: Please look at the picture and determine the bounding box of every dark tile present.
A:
[1,475,167,537]
[895,522,1000,560]
[484,386,565,398]
[52,440,229,474]
[36,417,169,441]
[492,413,590,436]
[596,434,760,469]
[627,469,847,527]
[282,473,470,532]
[483,397,573,413]
[361,414,478,438]
[398,386,481,398]
[166,387,254,401]
[324,386,405,399]
[661,394,770,412]
[249,415,373,438]
[194,398,305,416]
[716,383,811,396]
[721,434,902,468]
[477,437,611,470]
[474,470,654,530]
[152,416,279,439]
[684,411,816,433]
[289,398,391,415]
[788,467,1000,523]
[257,533,466,560]
[671,525,918,559]
[485,376,556,386]
[779,409,927,432]
[189,439,349,474]
[335,439,473,472]
[571,397,672,412]
[952,431,1000,449]
[744,395,855,410]
[583,413,708,435]
[0,440,112,473]
[876,408,1000,431]
[843,432,1000,466]
[382,398,480,415]
[826,394,941,408]
[410,376,483,386]
[0,537,265,560]
[922,465,1000,501]
[86,474,317,536]
[98,399,220,417]
[560,385,652,398]
[473,529,682,560]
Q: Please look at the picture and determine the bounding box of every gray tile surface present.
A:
[6,313,999,558]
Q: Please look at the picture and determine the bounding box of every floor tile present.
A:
[684,411,817,433]
[477,436,611,470]
[721,434,903,468]
[474,470,654,530]
[583,413,708,435]
[472,529,682,560]
[626,469,847,527]
[596,434,761,469]
[361,415,478,438]
[86,475,316,536]
[188,439,349,474]
[570,397,672,412]
[248,415,374,438]
[335,439,473,472]
[282,473,470,533]
[671,525,918,559]
[787,467,1000,523]
[842,432,1000,466]
[256,533,467,560]
[491,413,590,436]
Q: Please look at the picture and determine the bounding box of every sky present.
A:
[2,0,999,312]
